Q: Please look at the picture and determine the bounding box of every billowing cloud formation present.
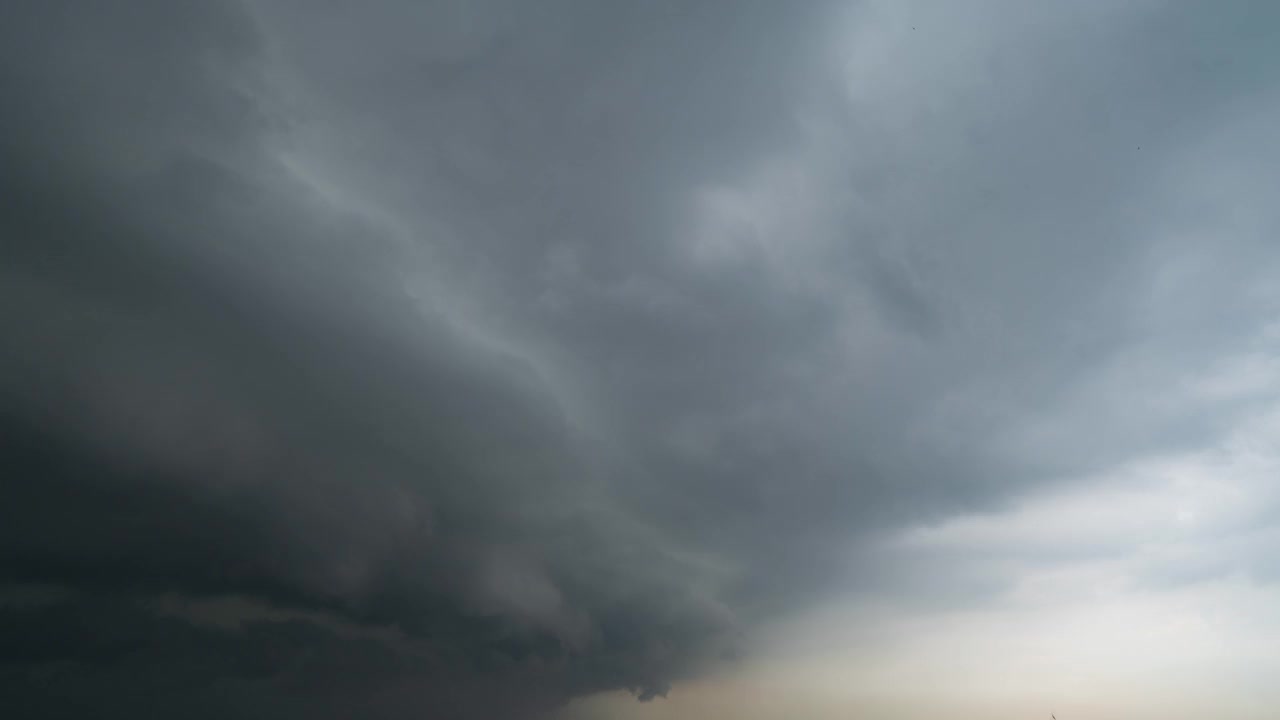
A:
[4,1,1280,719]
[1,1,737,715]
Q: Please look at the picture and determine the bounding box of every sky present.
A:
[2,1,1280,718]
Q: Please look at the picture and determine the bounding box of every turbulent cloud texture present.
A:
[3,1,1280,719]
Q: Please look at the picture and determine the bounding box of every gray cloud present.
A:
[4,1,1280,718]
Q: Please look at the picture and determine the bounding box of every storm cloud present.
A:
[4,1,1280,719]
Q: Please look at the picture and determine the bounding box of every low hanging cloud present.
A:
[1,1,734,715]
[5,1,1280,719]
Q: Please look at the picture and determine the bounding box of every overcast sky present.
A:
[3,1,1280,719]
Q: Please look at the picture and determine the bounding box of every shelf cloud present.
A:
[4,2,1280,719]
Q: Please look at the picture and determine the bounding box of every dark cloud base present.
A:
[7,0,1280,718]
[0,1,733,716]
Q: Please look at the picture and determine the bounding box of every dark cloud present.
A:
[1,1,732,715]
[4,0,1280,718]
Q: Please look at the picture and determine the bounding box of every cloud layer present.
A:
[4,1,1280,719]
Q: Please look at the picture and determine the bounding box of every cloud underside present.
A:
[3,1,1280,718]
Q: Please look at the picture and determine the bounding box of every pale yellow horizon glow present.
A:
[561,577,1280,720]
[559,409,1280,720]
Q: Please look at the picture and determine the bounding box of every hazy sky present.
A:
[3,1,1280,719]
